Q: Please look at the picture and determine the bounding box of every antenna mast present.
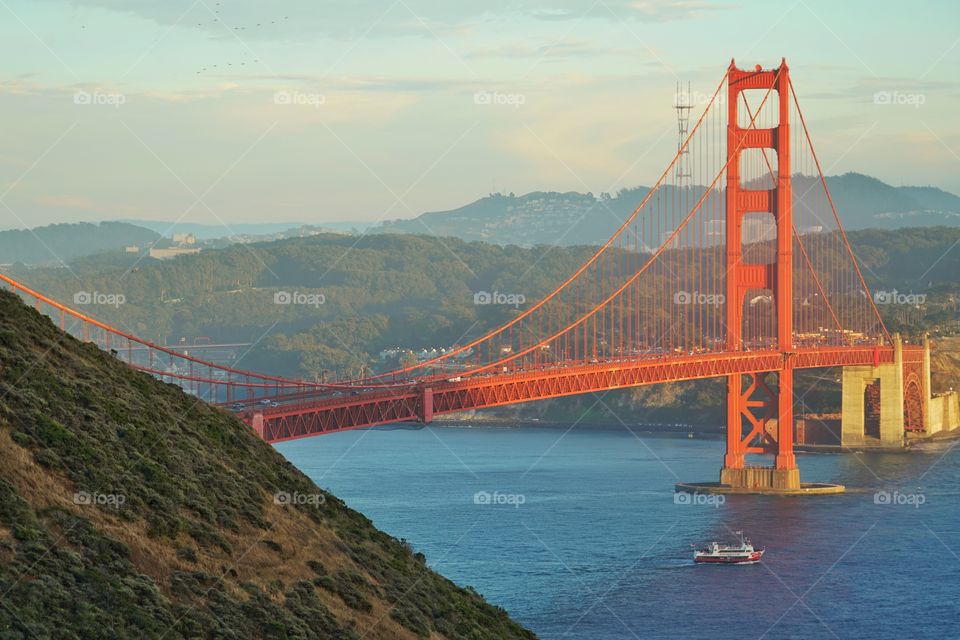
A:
[674,81,693,187]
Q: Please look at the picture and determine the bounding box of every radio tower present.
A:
[674,81,693,187]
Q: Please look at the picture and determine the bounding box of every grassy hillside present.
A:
[0,290,535,639]
[931,337,960,395]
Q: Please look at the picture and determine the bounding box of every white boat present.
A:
[693,531,763,564]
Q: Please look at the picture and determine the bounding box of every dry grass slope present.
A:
[0,290,535,640]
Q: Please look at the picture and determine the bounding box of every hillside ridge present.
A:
[377,172,960,245]
[0,289,535,639]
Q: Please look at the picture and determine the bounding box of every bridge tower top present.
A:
[725,58,791,353]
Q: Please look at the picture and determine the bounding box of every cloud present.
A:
[35,0,729,39]
[31,194,142,217]
[802,76,959,101]
[32,194,98,210]
[0,154,33,169]
[241,74,481,94]
[465,39,661,61]
[625,0,733,22]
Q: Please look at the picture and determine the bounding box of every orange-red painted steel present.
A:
[0,60,915,462]
[254,346,919,443]
[724,60,796,472]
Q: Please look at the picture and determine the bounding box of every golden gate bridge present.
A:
[1,60,928,491]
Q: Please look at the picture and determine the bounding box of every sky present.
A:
[0,0,958,232]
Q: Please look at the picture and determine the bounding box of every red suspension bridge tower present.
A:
[721,59,798,490]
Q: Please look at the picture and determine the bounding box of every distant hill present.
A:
[377,173,960,246]
[378,191,613,247]
[117,220,310,240]
[0,221,159,265]
[120,220,374,241]
[7,226,959,383]
[203,224,351,249]
[826,174,960,228]
[0,289,535,639]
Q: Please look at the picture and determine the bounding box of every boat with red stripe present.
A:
[693,531,763,565]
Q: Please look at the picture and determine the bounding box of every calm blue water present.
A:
[276,426,960,639]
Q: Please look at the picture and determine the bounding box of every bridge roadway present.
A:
[248,344,923,443]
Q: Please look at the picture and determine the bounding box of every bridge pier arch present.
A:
[840,335,904,447]
[840,333,936,447]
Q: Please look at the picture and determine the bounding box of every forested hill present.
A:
[0,221,159,265]
[3,233,598,377]
[3,226,959,385]
[0,289,535,639]
[377,173,960,246]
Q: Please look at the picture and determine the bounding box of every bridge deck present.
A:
[254,345,922,443]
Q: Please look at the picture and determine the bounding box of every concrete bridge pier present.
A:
[840,334,959,446]
[719,466,800,491]
[840,335,907,447]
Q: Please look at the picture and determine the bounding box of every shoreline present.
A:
[405,418,723,439]
[392,418,960,450]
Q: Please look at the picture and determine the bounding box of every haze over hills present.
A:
[120,220,376,240]
[5,172,958,266]
[377,173,960,246]
[5,226,959,426]
[0,289,535,639]
[0,221,160,266]
[0,221,357,266]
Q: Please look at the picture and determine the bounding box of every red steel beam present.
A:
[257,345,919,443]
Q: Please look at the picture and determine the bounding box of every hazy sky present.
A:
[1,0,958,232]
